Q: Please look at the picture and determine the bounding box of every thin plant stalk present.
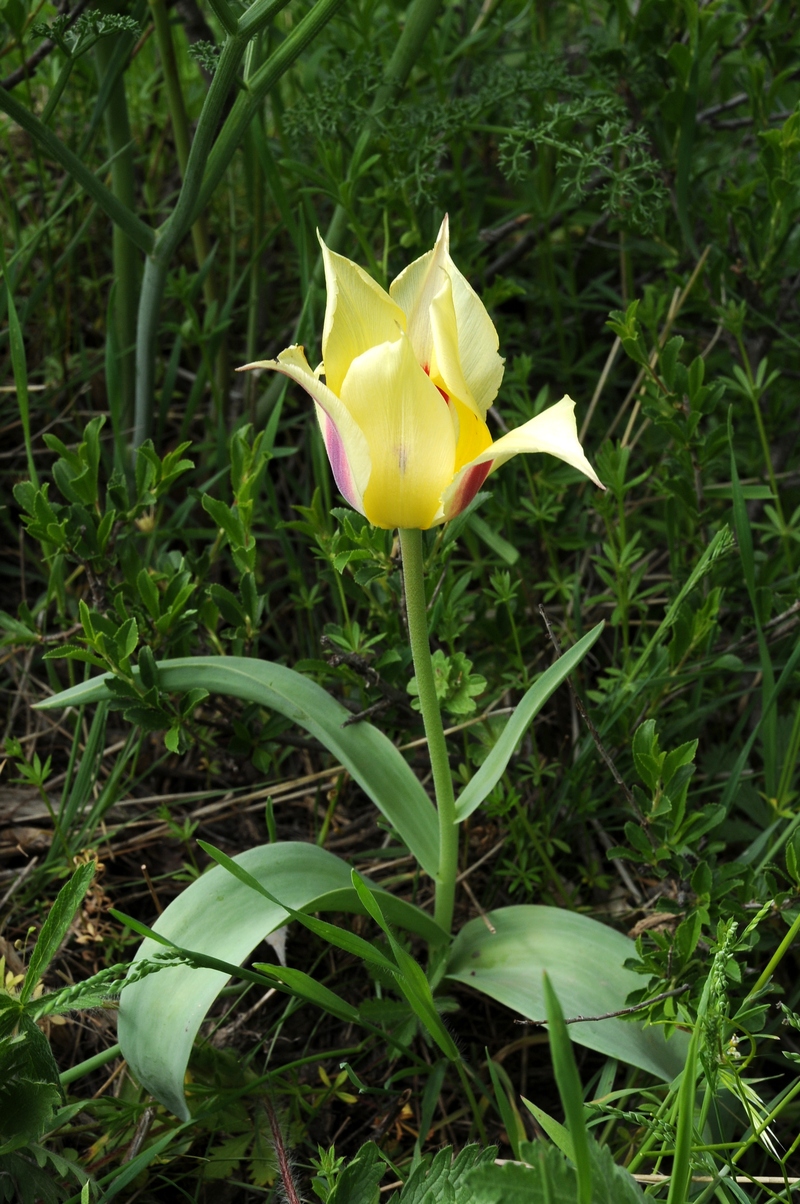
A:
[399,527,458,933]
[0,242,38,487]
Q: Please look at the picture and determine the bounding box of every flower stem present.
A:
[399,528,458,933]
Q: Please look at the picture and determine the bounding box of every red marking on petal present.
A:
[450,461,492,516]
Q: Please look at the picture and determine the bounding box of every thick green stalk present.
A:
[96,33,138,439]
[60,1042,121,1086]
[149,0,227,402]
[133,256,169,447]
[133,33,248,446]
[149,0,213,280]
[156,34,248,264]
[188,0,345,226]
[400,528,458,933]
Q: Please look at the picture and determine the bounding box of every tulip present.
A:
[239,217,602,529]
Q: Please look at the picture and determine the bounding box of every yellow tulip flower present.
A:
[239,216,603,529]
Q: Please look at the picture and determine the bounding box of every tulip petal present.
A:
[429,271,483,420]
[450,396,493,473]
[240,346,371,514]
[339,335,456,530]
[319,237,406,396]
[389,216,450,371]
[448,261,505,417]
[441,396,603,519]
[391,216,504,417]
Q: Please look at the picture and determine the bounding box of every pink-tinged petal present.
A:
[238,347,371,514]
[314,403,363,512]
[440,395,603,520]
[443,460,493,519]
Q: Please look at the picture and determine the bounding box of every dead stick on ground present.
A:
[514,983,690,1026]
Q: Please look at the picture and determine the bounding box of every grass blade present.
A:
[543,973,592,1204]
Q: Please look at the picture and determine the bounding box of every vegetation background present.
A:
[2,0,800,1197]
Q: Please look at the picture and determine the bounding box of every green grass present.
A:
[1,0,800,1198]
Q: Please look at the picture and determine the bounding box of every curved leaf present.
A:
[446,905,687,1081]
[36,657,440,877]
[118,842,445,1120]
[455,623,604,822]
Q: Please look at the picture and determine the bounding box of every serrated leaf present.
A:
[42,645,105,666]
[20,863,95,1004]
[137,569,161,620]
[393,1144,497,1204]
[631,720,663,792]
[461,1140,646,1204]
[329,1140,385,1203]
[164,725,181,753]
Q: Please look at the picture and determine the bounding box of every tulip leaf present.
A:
[35,656,440,877]
[455,623,605,822]
[117,842,446,1120]
[446,905,687,1081]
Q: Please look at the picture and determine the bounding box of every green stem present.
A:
[133,255,169,447]
[150,0,225,396]
[400,528,458,933]
[59,1042,121,1086]
[747,908,800,999]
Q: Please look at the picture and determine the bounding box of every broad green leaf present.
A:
[117,842,445,1120]
[20,862,95,1005]
[446,906,687,1080]
[35,657,440,877]
[455,624,604,822]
